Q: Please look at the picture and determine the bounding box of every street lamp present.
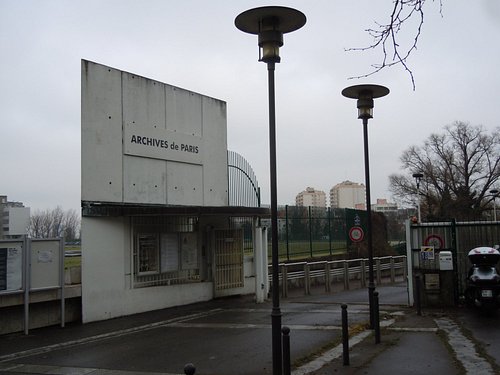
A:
[235,7,306,375]
[342,84,389,330]
[491,189,499,221]
[413,173,424,222]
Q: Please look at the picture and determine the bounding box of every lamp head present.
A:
[342,84,390,120]
[412,173,424,189]
[235,6,306,63]
[412,173,424,180]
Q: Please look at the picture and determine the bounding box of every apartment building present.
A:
[0,195,25,238]
[295,187,326,208]
[372,198,398,213]
[329,181,366,209]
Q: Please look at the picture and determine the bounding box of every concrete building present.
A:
[372,198,398,213]
[81,61,268,323]
[330,181,366,209]
[295,187,326,208]
[0,195,25,239]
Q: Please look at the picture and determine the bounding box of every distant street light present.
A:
[491,189,499,221]
[235,7,306,375]
[412,173,424,222]
[342,84,389,330]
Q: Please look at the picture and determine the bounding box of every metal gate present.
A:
[407,220,500,304]
[213,229,244,294]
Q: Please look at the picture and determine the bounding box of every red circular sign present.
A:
[349,226,364,242]
[424,234,444,249]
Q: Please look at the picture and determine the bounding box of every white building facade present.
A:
[0,196,28,239]
[372,198,398,213]
[329,181,366,209]
[81,61,268,323]
[295,187,326,208]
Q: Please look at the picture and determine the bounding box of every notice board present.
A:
[0,241,23,292]
[30,239,62,290]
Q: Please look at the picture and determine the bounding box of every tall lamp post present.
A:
[235,7,306,375]
[491,189,499,221]
[413,173,424,222]
[342,84,389,329]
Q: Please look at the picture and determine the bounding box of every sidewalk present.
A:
[0,283,498,375]
[299,309,460,375]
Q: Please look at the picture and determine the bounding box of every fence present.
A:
[269,255,407,297]
[260,205,411,261]
[407,219,500,298]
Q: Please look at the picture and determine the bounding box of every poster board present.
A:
[30,239,62,290]
[161,233,179,272]
[181,233,198,270]
[0,240,23,293]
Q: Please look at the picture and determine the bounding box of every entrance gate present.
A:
[406,220,500,306]
[213,229,244,296]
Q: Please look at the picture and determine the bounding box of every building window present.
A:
[132,216,200,288]
[137,234,159,275]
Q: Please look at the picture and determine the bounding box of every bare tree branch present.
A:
[347,0,443,90]
[390,122,500,220]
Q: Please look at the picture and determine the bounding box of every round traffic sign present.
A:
[424,234,444,249]
[349,226,364,242]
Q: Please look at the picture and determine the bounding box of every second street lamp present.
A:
[342,84,389,330]
[235,7,306,375]
[413,173,424,223]
[491,189,499,221]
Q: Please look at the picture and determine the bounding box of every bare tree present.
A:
[348,0,443,89]
[389,122,500,220]
[63,209,80,241]
[29,206,81,240]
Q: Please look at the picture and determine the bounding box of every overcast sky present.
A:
[1,0,499,212]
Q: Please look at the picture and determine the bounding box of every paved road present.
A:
[3,284,403,375]
[1,282,498,375]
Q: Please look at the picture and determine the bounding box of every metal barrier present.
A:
[269,255,407,297]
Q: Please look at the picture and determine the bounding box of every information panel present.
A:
[0,244,23,292]
[161,233,179,272]
[181,233,198,270]
[31,239,62,290]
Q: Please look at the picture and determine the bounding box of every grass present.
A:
[64,244,81,269]
[64,256,81,269]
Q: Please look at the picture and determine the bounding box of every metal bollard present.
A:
[282,326,291,375]
[341,304,349,366]
[415,274,422,316]
[374,291,381,344]
[184,363,196,375]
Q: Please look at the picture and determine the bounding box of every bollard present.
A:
[184,363,196,375]
[282,326,291,375]
[341,304,349,366]
[374,291,381,344]
[415,274,422,316]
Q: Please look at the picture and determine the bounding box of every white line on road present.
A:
[291,319,396,375]
[435,317,495,375]
[0,309,223,363]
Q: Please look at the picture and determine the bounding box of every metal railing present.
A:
[269,255,407,297]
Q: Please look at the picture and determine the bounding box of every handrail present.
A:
[270,255,407,297]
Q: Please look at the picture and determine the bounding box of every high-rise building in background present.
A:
[372,198,398,213]
[329,181,366,209]
[0,195,25,238]
[295,187,326,208]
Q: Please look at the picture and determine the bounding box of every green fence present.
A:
[231,205,410,262]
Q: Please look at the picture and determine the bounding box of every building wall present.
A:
[330,181,366,209]
[81,60,228,207]
[82,216,216,323]
[295,187,326,208]
[372,198,398,212]
[0,195,25,238]
[81,61,260,324]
